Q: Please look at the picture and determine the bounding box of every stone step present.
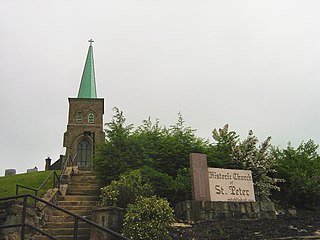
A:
[43,227,90,236]
[68,182,100,187]
[35,234,88,240]
[72,175,98,182]
[67,188,100,195]
[66,189,100,195]
[72,172,97,175]
[37,171,100,240]
[58,201,97,207]
[75,170,95,175]
[48,215,91,222]
[59,195,99,201]
[52,209,92,216]
[45,221,89,228]
[58,205,93,211]
[71,180,99,185]
[67,185,100,190]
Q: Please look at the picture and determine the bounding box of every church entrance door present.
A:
[76,140,92,167]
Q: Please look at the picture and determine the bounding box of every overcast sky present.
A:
[0,0,319,175]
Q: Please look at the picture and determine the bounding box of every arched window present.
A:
[76,140,92,166]
[76,112,83,124]
[88,113,94,123]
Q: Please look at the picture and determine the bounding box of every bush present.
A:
[123,166,192,206]
[94,109,210,185]
[139,166,176,203]
[122,196,174,240]
[100,170,153,208]
[94,108,146,184]
[173,167,192,204]
[273,140,320,209]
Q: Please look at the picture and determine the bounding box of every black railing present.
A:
[0,194,130,240]
[16,170,60,198]
[60,154,77,183]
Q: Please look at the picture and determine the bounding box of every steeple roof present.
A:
[77,39,97,98]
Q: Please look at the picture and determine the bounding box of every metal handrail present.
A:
[60,154,70,178]
[59,154,77,183]
[0,194,130,240]
[16,170,60,197]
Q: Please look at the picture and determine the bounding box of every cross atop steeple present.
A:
[88,39,94,46]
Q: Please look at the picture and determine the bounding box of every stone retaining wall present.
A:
[90,206,126,240]
[175,201,276,221]
[0,200,42,240]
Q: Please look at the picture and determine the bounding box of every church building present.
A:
[63,40,105,168]
[62,40,105,169]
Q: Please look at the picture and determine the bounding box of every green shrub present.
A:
[100,170,153,208]
[122,196,174,240]
[93,108,147,185]
[94,109,210,185]
[139,166,176,202]
[173,167,192,204]
[273,140,320,209]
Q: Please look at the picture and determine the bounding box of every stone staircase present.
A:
[35,170,100,240]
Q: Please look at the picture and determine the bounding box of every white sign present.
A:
[208,168,255,202]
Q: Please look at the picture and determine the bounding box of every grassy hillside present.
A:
[0,170,60,198]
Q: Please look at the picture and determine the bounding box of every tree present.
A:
[231,131,282,200]
[153,113,208,177]
[94,107,145,184]
[211,124,239,168]
[273,140,320,209]
[212,125,282,201]
[94,110,210,184]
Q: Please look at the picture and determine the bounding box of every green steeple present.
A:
[77,39,97,98]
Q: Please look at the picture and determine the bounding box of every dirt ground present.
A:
[170,210,320,240]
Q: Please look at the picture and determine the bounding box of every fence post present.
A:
[57,172,60,189]
[16,185,19,195]
[74,218,78,240]
[20,195,28,240]
[34,190,38,207]
[53,172,56,188]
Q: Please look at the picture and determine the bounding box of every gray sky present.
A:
[0,0,319,175]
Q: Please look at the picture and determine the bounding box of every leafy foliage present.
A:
[211,124,239,168]
[212,125,282,201]
[133,113,208,176]
[272,140,320,209]
[231,131,282,200]
[139,166,192,205]
[100,170,153,208]
[122,196,174,240]
[173,167,192,203]
[139,166,176,203]
[99,166,175,239]
[94,109,208,185]
[95,109,318,209]
[94,108,145,184]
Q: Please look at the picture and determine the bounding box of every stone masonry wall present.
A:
[0,200,42,240]
[175,201,276,222]
[90,206,126,240]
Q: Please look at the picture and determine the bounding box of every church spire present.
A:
[77,39,97,98]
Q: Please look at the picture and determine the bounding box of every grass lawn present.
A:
[0,170,61,199]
